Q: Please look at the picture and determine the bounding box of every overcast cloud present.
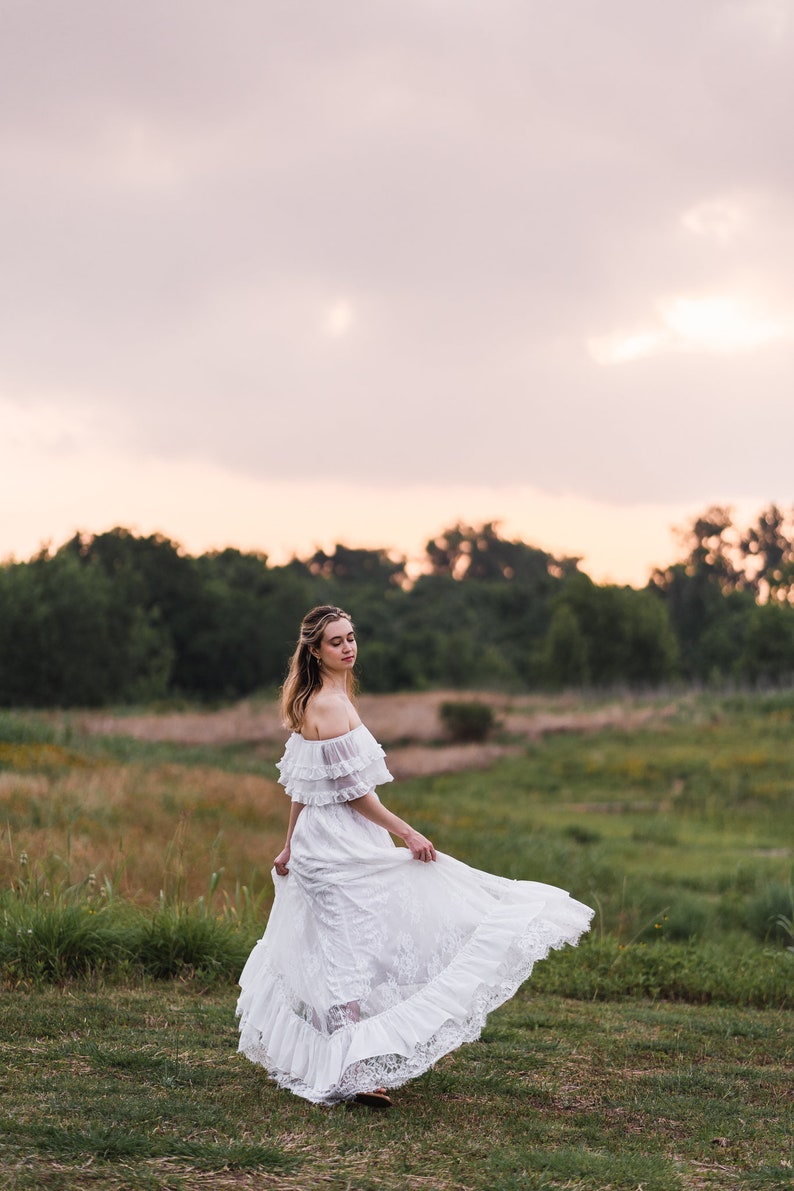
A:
[1,0,792,521]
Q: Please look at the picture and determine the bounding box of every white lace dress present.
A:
[236,724,593,1104]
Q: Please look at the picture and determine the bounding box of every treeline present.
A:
[1,507,793,706]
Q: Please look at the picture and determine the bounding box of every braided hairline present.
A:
[300,606,353,648]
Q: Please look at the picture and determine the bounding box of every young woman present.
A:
[237,605,593,1108]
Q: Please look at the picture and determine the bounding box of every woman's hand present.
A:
[274,846,290,876]
[404,828,437,863]
[348,792,437,862]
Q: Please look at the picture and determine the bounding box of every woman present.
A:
[237,605,593,1108]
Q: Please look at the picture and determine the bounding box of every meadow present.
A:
[1,689,792,1189]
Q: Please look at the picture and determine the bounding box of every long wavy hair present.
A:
[280,605,357,731]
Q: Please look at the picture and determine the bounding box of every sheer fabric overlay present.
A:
[276,724,394,805]
[236,725,594,1105]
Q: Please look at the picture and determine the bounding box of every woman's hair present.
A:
[280,605,356,731]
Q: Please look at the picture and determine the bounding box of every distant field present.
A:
[2,688,792,939]
[1,689,792,1189]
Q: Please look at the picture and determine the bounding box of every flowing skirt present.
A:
[236,800,593,1104]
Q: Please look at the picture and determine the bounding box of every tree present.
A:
[424,522,578,583]
[649,504,794,680]
[739,603,794,684]
[57,529,314,700]
[302,545,407,588]
[543,574,679,687]
[650,508,739,678]
[0,550,173,706]
[10,509,794,704]
[670,506,742,592]
[186,550,312,698]
[739,504,794,604]
[534,604,590,687]
[60,528,211,696]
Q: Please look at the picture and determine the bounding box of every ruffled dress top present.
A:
[236,724,593,1105]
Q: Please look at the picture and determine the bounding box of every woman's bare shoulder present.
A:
[301,691,362,740]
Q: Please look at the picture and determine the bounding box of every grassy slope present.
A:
[2,690,793,939]
[1,691,793,1189]
[395,693,794,946]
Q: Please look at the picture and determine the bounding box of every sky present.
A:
[1,0,792,584]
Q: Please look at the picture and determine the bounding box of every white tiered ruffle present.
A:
[237,724,594,1104]
[276,724,393,806]
[237,853,593,1104]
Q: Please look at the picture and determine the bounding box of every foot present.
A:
[353,1087,392,1109]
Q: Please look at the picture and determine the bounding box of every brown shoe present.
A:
[353,1088,392,1109]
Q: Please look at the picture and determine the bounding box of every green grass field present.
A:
[1,690,793,1189]
[2,985,791,1190]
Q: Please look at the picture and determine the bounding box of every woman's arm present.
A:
[274,801,305,875]
[349,793,437,862]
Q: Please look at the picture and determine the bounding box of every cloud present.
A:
[588,292,792,363]
[661,294,789,351]
[681,197,748,243]
[720,0,791,43]
[0,0,792,515]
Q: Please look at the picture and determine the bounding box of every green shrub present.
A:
[0,895,257,985]
[659,893,715,942]
[439,700,496,742]
[533,937,792,1008]
[0,900,131,981]
[135,906,252,979]
[743,880,794,944]
[0,711,61,745]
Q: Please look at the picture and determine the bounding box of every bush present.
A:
[439,700,496,742]
[657,893,714,942]
[0,857,264,986]
[0,896,256,985]
[743,881,794,944]
[533,937,792,1008]
[135,907,252,979]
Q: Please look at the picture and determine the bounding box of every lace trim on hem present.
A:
[237,916,592,1105]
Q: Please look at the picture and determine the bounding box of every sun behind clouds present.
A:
[588,292,791,365]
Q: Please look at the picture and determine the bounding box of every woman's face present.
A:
[314,617,357,676]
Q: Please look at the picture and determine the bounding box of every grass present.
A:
[1,983,791,1190]
[396,692,794,948]
[1,689,793,1000]
[0,723,286,908]
[1,689,793,1187]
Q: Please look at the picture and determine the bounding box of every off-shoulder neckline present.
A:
[296,723,366,744]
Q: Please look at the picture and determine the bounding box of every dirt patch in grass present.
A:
[79,692,682,779]
[387,743,515,780]
[78,691,462,747]
[79,702,286,747]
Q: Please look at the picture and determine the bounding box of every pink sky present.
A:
[0,425,766,583]
[1,2,791,582]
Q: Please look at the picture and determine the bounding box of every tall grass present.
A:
[1,691,792,999]
[533,936,791,1008]
[0,713,286,907]
[0,841,264,984]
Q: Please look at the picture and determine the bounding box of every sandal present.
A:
[353,1088,392,1109]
